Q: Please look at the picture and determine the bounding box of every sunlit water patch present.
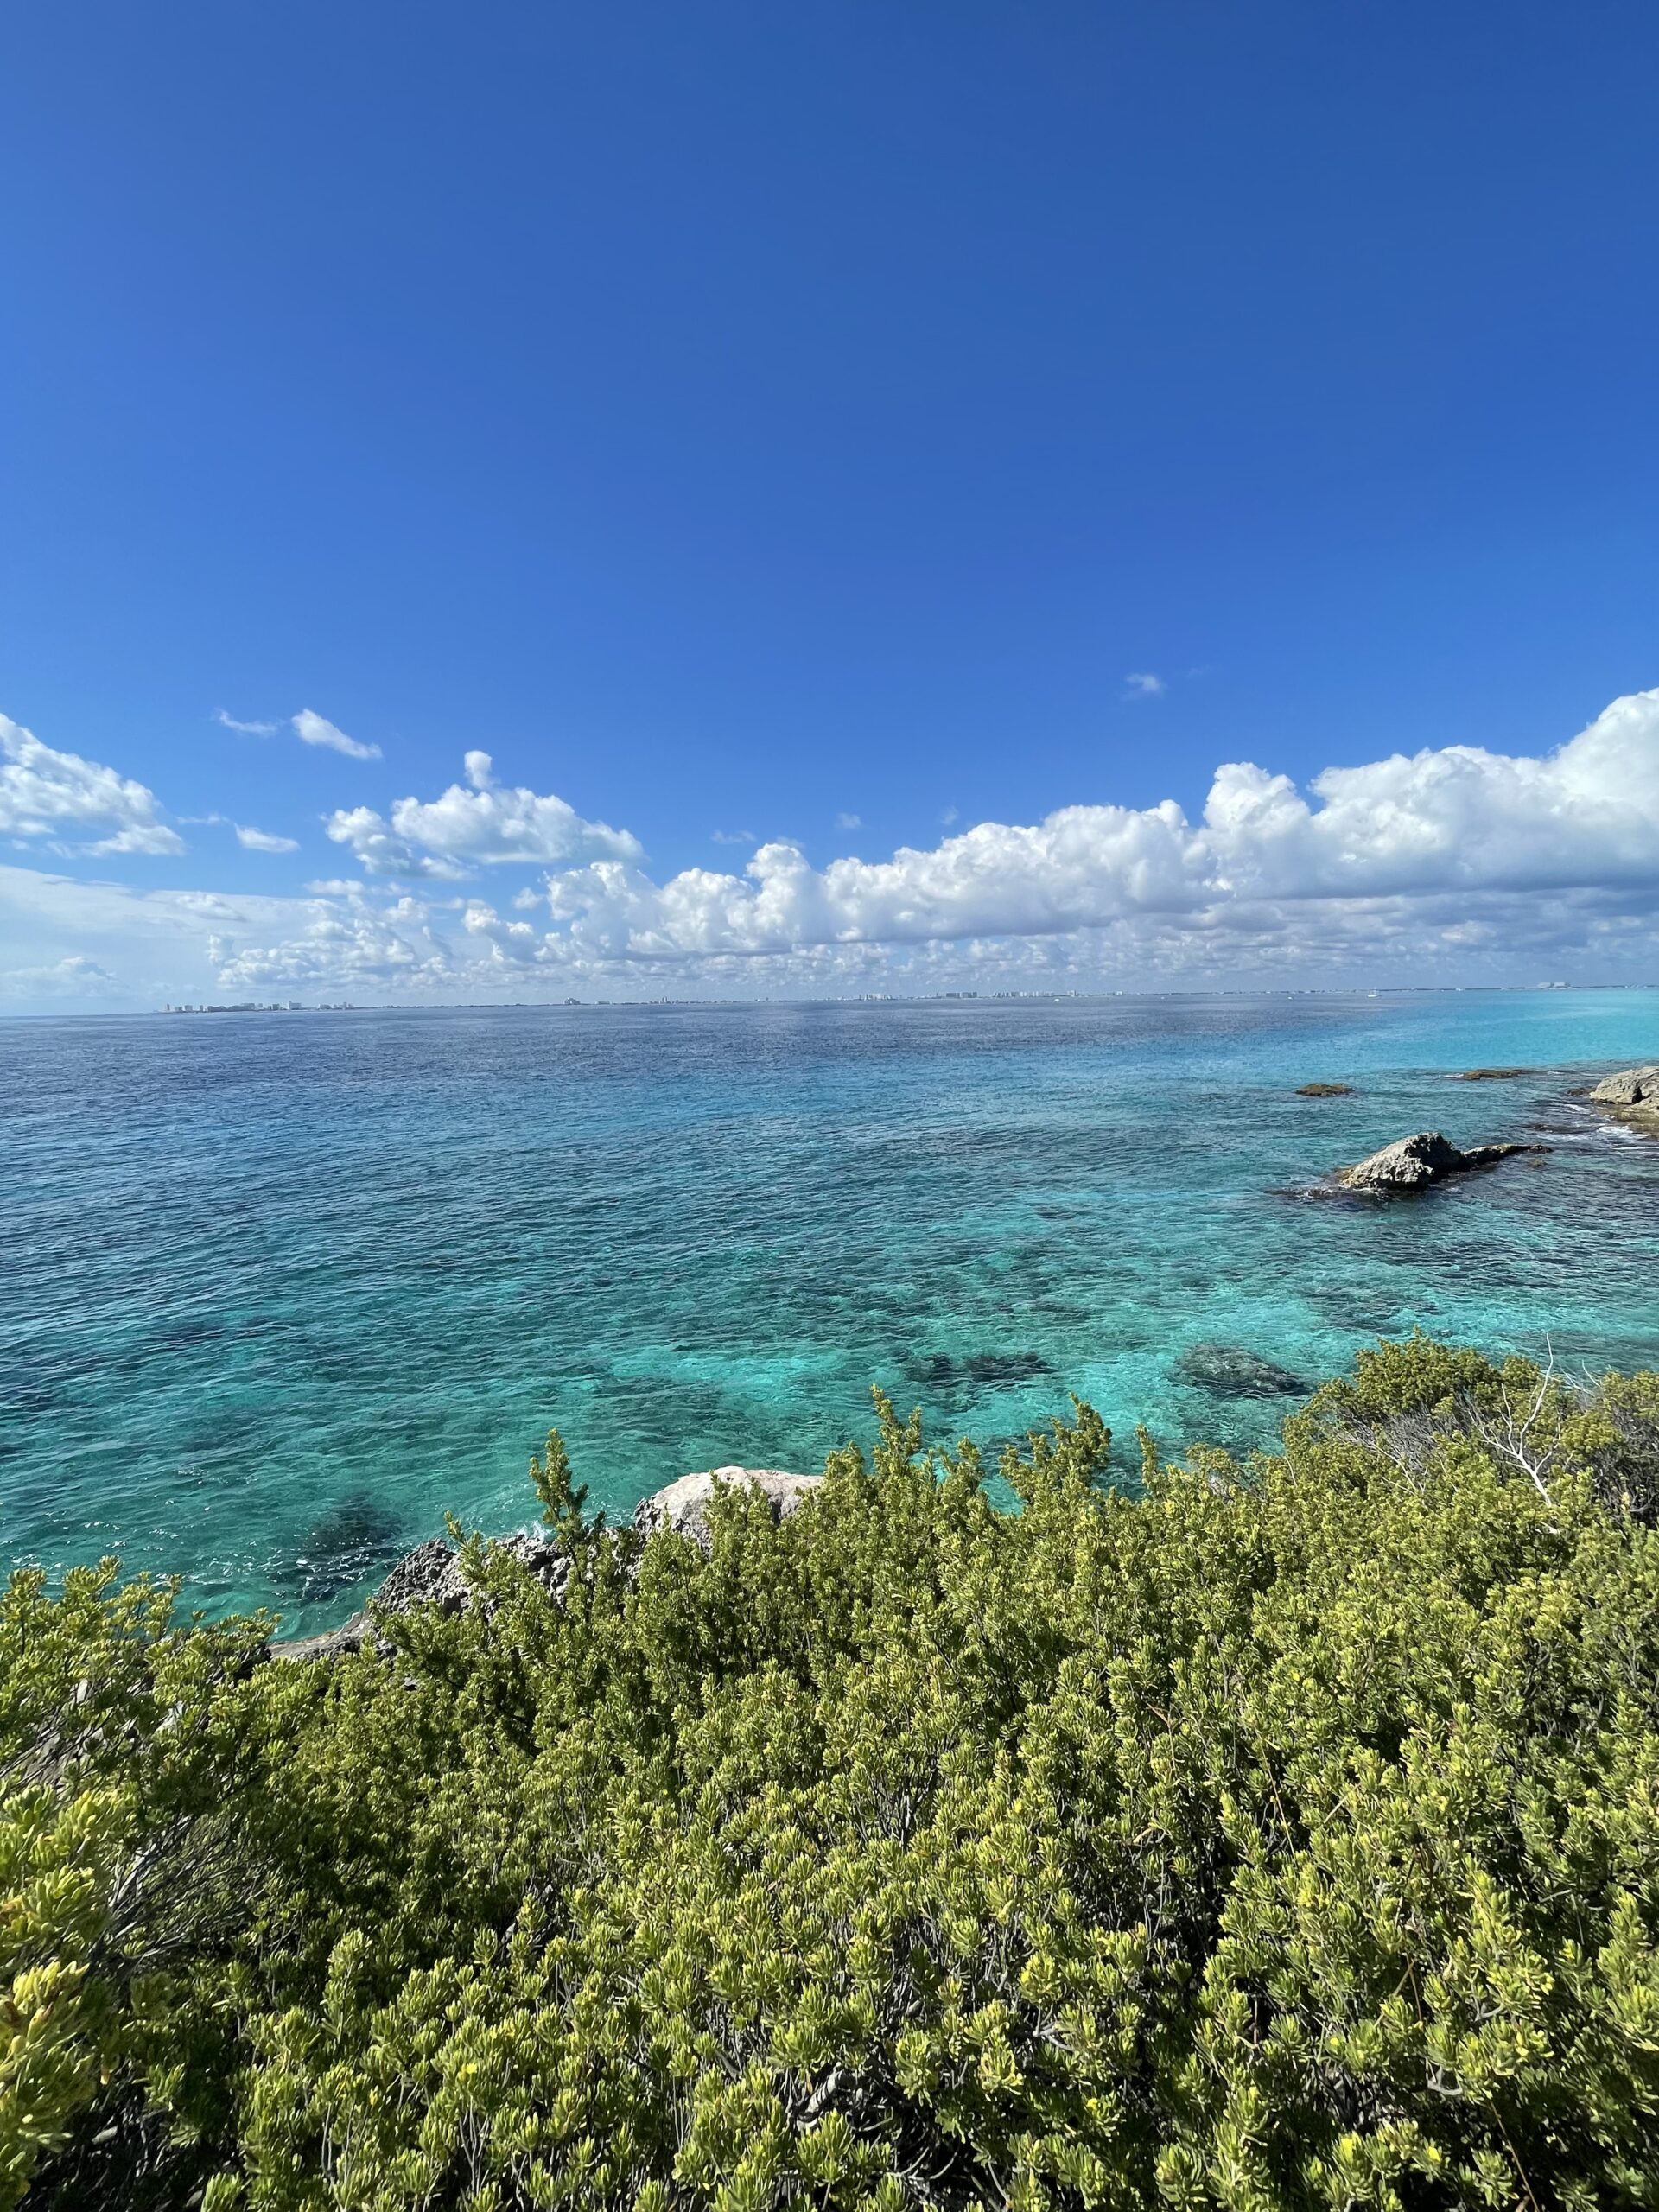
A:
[3,990,1656,1633]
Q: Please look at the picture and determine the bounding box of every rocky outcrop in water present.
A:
[1338,1131,1535,1194]
[270,1530,573,1661]
[273,1467,819,1659]
[1296,1082,1354,1097]
[1586,1065,1659,1134]
[631,1466,822,1548]
[1452,1067,1534,1081]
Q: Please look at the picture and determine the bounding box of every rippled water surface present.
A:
[4,991,1656,1633]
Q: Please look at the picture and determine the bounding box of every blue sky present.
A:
[3,0,1658,1006]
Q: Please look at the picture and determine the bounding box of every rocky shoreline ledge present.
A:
[1586,1062,1659,1135]
[272,1465,822,1661]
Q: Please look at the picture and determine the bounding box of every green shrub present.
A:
[5,1339,1658,2209]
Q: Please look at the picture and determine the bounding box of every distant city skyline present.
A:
[4,2,1658,1009]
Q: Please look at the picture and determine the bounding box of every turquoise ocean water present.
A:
[3,990,1656,1636]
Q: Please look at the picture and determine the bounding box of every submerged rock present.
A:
[1296,1082,1354,1097]
[1176,1344,1304,1398]
[914,1350,1051,1391]
[276,1493,407,1608]
[1452,1066,1535,1081]
[1338,1130,1534,1194]
[964,1349,1050,1385]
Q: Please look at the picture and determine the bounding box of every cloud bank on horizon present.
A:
[3,690,1658,1007]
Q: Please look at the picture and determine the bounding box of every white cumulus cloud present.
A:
[233,823,299,853]
[4,689,1659,1007]
[326,749,643,879]
[321,806,472,881]
[208,895,451,990]
[0,715,185,856]
[496,687,1659,963]
[215,709,281,736]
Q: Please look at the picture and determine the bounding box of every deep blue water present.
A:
[3,991,1656,1635]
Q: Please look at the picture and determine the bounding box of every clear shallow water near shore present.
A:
[3,989,1657,1635]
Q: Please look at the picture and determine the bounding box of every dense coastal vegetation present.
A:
[4,1338,1658,2211]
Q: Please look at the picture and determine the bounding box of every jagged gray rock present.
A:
[272,1469,821,1658]
[370,1537,459,1613]
[1589,1065,1659,1105]
[271,1529,573,1660]
[632,1466,823,1550]
[1586,1065,1659,1134]
[1338,1130,1533,1194]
